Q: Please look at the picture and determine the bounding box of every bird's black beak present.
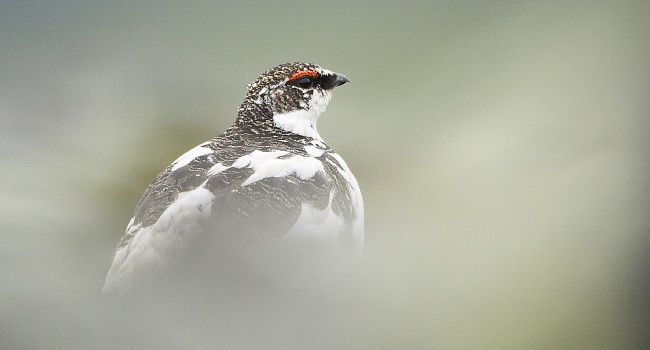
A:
[334,74,350,86]
[322,73,350,89]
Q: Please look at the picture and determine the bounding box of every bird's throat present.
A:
[272,90,332,141]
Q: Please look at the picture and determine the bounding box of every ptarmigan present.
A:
[103,62,363,295]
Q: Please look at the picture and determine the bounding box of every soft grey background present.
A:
[2,1,648,348]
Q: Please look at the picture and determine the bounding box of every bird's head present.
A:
[238,62,350,140]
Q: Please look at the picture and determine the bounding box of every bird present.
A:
[102,62,364,296]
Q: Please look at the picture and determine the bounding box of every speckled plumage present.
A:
[103,62,363,295]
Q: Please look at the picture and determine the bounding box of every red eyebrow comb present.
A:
[289,70,319,81]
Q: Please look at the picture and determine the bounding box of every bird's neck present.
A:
[272,108,324,142]
[235,99,327,142]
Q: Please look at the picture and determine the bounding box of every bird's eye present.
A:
[289,70,319,89]
[297,76,313,89]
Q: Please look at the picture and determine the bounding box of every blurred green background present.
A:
[1,0,649,348]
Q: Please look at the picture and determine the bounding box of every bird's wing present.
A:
[102,140,343,294]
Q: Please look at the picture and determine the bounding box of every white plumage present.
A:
[103,62,362,295]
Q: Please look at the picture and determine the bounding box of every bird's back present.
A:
[103,127,363,295]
